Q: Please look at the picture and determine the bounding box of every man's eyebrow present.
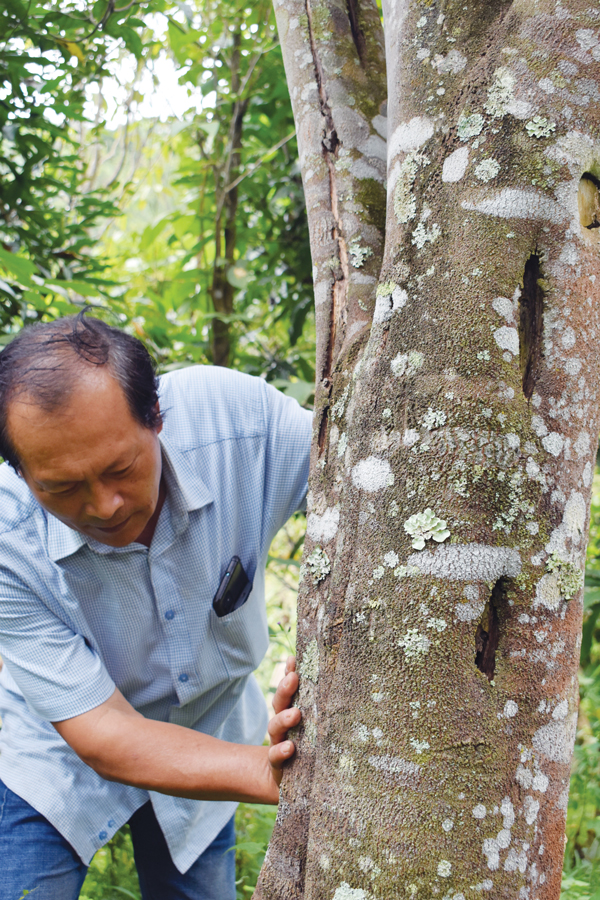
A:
[38,454,137,487]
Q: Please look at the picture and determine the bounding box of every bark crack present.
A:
[475,579,503,681]
[305,0,350,390]
[345,0,367,68]
[519,252,544,401]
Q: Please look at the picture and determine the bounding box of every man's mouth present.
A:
[94,515,132,534]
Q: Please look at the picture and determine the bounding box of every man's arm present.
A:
[53,658,300,805]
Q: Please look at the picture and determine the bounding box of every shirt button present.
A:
[107,820,115,828]
[178,673,189,683]
[99,831,108,840]
[165,610,175,620]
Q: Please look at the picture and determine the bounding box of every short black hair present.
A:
[0,311,162,471]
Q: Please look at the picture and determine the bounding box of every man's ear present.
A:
[154,402,163,435]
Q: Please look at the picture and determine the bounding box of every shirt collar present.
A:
[158,433,213,514]
[46,434,212,562]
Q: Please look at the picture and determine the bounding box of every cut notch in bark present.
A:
[518,253,544,400]
[345,0,367,68]
[475,579,504,681]
[578,172,600,233]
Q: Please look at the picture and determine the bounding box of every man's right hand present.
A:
[267,656,301,786]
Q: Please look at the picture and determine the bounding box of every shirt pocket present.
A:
[209,585,269,682]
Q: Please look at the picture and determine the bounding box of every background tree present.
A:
[256,2,600,899]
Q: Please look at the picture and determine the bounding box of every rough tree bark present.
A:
[256,2,600,899]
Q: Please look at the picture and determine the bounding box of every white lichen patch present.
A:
[457,112,485,141]
[525,116,556,138]
[388,116,434,159]
[348,241,373,269]
[352,457,394,492]
[437,860,452,878]
[307,507,340,543]
[331,385,350,420]
[404,509,450,550]
[442,818,454,832]
[368,755,421,777]
[523,796,540,825]
[333,884,369,900]
[534,572,562,612]
[427,617,447,632]
[473,804,487,819]
[384,551,399,568]
[532,713,577,763]
[475,158,501,182]
[483,838,500,871]
[462,188,569,224]
[442,146,470,182]
[422,408,447,430]
[299,638,319,683]
[337,432,348,458]
[494,326,519,356]
[433,49,467,74]
[410,738,430,754]
[503,700,518,718]
[484,67,515,118]
[398,628,431,660]
[412,221,441,249]
[391,350,424,377]
[306,547,331,583]
[393,154,419,223]
[408,544,521,581]
[374,284,408,324]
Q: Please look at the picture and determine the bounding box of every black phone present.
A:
[212,556,252,617]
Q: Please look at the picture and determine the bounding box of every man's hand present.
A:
[267,656,301,786]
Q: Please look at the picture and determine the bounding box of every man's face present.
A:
[7,368,163,548]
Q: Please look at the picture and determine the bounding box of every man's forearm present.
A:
[53,688,281,805]
[91,710,276,803]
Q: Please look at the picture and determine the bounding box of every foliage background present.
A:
[1,1,600,896]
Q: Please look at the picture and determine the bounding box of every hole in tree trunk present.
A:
[578,172,600,231]
[518,254,544,400]
[475,579,504,681]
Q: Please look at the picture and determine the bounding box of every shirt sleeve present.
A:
[0,566,116,722]
[261,380,313,549]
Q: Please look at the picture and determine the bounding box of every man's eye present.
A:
[112,465,131,477]
[48,485,77,495]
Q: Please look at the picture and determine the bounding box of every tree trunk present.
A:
[210,30,248,367]
[256,2,600,899]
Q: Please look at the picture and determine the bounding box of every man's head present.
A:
[0,313,164,547]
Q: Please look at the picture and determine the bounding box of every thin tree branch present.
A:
[223,131,296,193]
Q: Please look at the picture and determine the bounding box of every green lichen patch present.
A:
[404,509,451,550]
[299,638,320,683]
[457,112,485,141]
[306,546,331,583]
[546,552,583,600]
[525,115,556,139]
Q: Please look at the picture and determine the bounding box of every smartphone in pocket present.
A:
[212,556,252,617]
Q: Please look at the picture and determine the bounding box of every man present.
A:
[0,312,311,898]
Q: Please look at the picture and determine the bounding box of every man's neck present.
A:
[135,477,167,547]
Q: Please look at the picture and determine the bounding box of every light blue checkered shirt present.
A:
[0,365,311,873]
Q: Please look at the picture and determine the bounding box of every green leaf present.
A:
[0,248,36,285]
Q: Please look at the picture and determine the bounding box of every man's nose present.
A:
[85,484,124,521]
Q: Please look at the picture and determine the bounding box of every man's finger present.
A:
[272,670,299,715]
[268,739,295,770]
[285,655,296,675]
[268,707,301,745]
